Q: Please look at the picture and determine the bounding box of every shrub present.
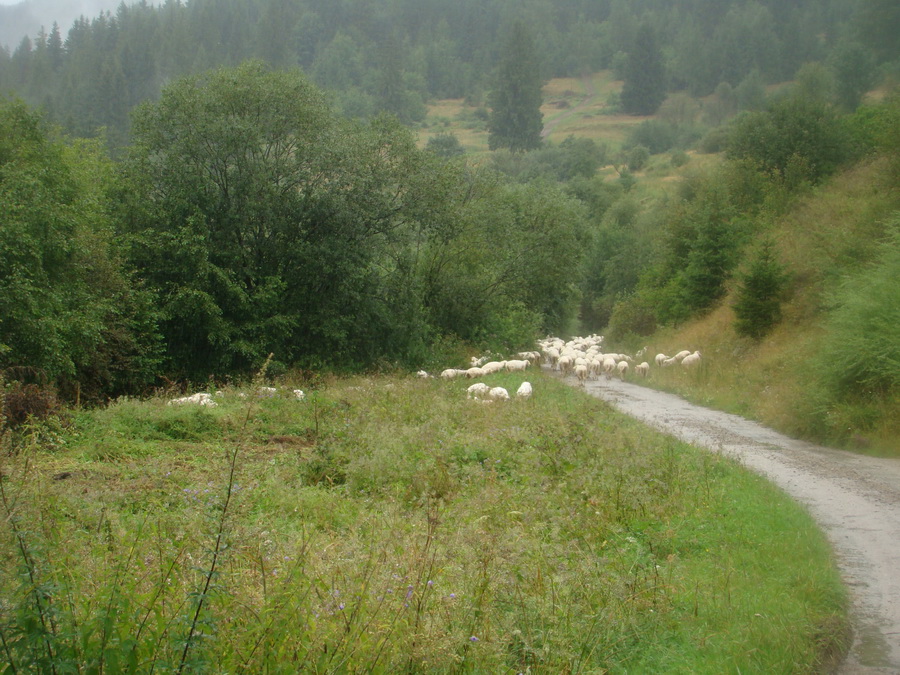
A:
[2,382,62,429]
[817,221,900,396]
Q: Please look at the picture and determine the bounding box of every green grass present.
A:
[0,371,846,672]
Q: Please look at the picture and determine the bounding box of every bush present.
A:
[626,146,650,171]
[2,382,62,429]
[626,120,677,154]
[817,221,900,396]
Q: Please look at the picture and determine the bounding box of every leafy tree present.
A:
[0,99,160,397]
[426,132,465,159]
[733,241,788,339]
[125,62,465,377]
[487,20,543,152]
[620,23,666,115]
[726,95,849,185]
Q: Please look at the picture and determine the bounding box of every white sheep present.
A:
[505,359,529,373]
[673,350,692,362]
[487,386,510,401]
[168,392,217,408]
[258,386,278,397]
[293,389,306,400]
[440,368,467,379]
[416,370,429,378]
[655,353,669,366]
[466,367,487,379]
[602,357,617,378]
[574,363,589,382]
[616,360,629,379]
[516,381,533,399]
[681,351,702,367]
[467,382,491,399]
[635,362,650,377]
[481,361,506,375]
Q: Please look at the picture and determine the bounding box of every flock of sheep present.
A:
[166,336,702,407]
[538,335,701,383]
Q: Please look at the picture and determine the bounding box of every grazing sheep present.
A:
[635,362,650,377]
[516,381,533,399]
[168,392,217,408]
[655,353,669,366]
[616,360,629,379]
[416,370,429,378]
[293,389,306,400]
[673,350,692,362]
[258,386,278,397]
[505,359,530,373]
[681,351,702,367]
[487,386,510,401]
[481,361,506,375]
[467,382,491,399]
[466,367,487,379]
[441,368,467,379]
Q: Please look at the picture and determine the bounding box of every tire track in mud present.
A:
[563,373,900,674]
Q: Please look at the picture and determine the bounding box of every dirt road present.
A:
[571,375,900,674]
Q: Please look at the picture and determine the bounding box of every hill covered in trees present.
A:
[1,0,896,149]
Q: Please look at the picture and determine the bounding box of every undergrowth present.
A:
[0,370,846,672]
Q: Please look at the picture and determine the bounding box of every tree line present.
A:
[0,62,588,398]
[0,0,894,150]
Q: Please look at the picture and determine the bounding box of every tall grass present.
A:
[0,371,846,672]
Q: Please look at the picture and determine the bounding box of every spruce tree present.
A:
[621,23,667,115]
[487,21,543,152]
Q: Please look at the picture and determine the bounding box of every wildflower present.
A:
[339,603,345,610]
[427,580,434,586]
[469,636,478,642]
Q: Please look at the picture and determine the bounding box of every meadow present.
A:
[0,368,847,672]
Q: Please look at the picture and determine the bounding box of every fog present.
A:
[0,0,127,49]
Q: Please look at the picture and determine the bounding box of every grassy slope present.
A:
[0,373,846,672]
[628,157,900,456]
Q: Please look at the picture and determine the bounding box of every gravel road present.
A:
[568,374,900,674]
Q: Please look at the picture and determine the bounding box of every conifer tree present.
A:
[621,23,666,115]
[488,21,543,152]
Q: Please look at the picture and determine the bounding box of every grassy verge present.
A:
[0,371,846,672]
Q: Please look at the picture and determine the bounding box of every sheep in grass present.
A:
[681,351,702,367]
[673,350,692,362]
[574,363,589,383]
[487,386,510,401]
[481,361,506,375]
[467,382,491,400]
[441,368,467,379]
[168,392,217,408]
[466,367,487,379]
[505,359,530,373]
[416,370,429,379]
[635,362,650,377]
[516,381,533,399]
[655,353,669,366]
[616,360,629,379]
[293,389,306,400]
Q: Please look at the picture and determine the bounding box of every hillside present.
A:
[595,151,899,455]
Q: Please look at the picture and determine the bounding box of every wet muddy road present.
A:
[570,375,900,674]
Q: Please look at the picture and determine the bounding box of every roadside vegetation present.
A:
[0,370,846,673]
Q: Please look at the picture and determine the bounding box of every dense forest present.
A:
[1,0,899,450]
[1,0,897,148]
